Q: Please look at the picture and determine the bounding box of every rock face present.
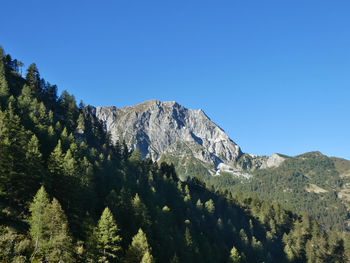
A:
[260,153,287,169]
[92,99,286,177]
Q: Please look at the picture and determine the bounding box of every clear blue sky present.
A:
[1,0,349,159]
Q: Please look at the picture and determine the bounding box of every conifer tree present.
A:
[63,149,77,177]
[239,229,249,246]
[44,198,74,262]
[29,188,73,262]
[26,63,40,95]
[25,135,44,199]
[29,186,50,256]
[29,100,47,126]
[48,140,64,176]
[124,228,152,263]
[196,199,203,210]
[140,250,154,263]
[44,84,58,110]
[47,140,67,202]
[205,199,215,214]
[129,148,142,163]
[185,226,193,248]
[132,193,150,230]
[95,207,122,263]
[228,246,242,263]
[58,90,78,129]
[0,105,29,206]
[77,112,85,133]
[17,84,33,110]
[0,46,9,107]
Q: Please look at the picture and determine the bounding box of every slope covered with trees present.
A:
[209,152,350,232]
[0,46,349,262]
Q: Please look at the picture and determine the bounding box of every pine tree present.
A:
[129,148,142,163]
[29,188,73,262]
[95,207,122,263]
[140,250,154,263]
[48,140,64,176]
[228,246,242,263]
[196,199,203,210]
[124,228,152,263]
[76,112,85,133]
[44,84,58,110]
[47,140,66,202]
[132,193,150,230]
[63,149,77,177]
[0,105,30,206]
[44,198,74,262]
[0,46,9,107]
[58,90,78,130]
[17,84,34,111]
[185,226,193,248]
[29,100,47,126]
[29,186,50,257]
[26,63,41,95]
[205,199,215,214]
[25,135,44,197]
[239,229,249,246]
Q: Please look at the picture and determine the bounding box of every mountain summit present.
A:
[92,100,285,178]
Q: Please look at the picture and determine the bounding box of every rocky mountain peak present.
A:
[92,100,286,178]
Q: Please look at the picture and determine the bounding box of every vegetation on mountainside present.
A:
[209,151,350,232]
[0,46,349,262]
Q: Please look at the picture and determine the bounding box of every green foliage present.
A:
[43,198,74,262]
[26,63,40,94]
[124,228,152,263]
[0,226,32,262]
[210,152,350,231]
[0,46,9,107]
[95,207,122,262]
[29,186,50,253]
[140,250,155,263]
[185,226,193,248]
[205,199,215,214]
[29,187,73,262]
[229,246,242,263]
[0,105,34,206]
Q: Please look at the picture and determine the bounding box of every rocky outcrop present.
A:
[91,99,286,177]
[260,153,288,169]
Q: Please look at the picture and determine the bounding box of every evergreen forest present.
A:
[1,46,349,262]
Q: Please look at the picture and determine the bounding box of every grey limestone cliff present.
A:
[91,99,286,178]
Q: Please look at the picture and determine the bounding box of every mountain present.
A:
[92,100,350,231]
[92,99,286,179]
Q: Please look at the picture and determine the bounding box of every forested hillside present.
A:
[209,152,350,232]
[0,46,349,262]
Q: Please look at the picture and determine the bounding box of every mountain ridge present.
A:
[92,99,288,179]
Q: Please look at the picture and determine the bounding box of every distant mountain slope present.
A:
[92,100,285,179]
[209,151,350,231]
